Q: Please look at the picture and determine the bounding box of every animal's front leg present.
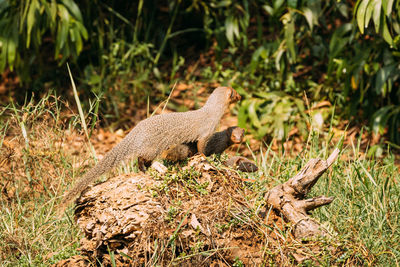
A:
[137,157,152,172]
[197,137,208,157]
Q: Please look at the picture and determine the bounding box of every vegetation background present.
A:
[1,0,399,145]
[0,0,399,266]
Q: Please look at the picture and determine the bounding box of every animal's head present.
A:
[212,86,241,104]
[204,86,241,109]
[227,126,245,144]
[225,87,241,103]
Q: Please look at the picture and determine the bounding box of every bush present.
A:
[0,0,87,82]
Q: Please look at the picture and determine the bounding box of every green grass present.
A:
[315,151,400,265]
[0,95,399,266]
[0,95,82,266]
[253,130,400,265]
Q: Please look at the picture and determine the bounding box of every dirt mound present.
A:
[57,154,354,266]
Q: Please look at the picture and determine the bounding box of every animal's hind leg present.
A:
[138,157,152,172]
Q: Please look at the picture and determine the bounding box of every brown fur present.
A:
[162,126,245,161]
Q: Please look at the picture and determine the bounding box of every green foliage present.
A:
[198,0,400,143]
[352,0,400,143]
[238,91,306,140]
[0,0,87,81]
[355,0,400,47]
[1,0,400,142]
[77,0,188,116]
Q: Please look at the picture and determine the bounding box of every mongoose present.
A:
[204,126,244,155]
[60,87,241,210]
[162,126,245,161]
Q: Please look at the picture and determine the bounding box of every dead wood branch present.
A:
[265,148,339,239]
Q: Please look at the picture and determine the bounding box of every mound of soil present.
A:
[56,153,344,266]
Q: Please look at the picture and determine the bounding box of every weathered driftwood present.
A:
[265,148,339,239]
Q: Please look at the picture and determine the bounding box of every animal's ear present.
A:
[228,87,241,102]
[229,88,235,98]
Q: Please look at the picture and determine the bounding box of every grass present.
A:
[0,94,399,266]
[258,130,400,265]
[0,95,82,266]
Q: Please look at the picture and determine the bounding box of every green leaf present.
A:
[250,46,265,72]
[61,0,83,21]
[26,0,39,48]
[283,12,296,63]
[275,44,285,71]
[382,16,394,46]
[50,0,57,31]
[69,27,75,42]
[225,15,239,45]
[88,73,101,86]
[356,0,369,34]
[394,34,400,46]
[56,4,70,52]
[7,24,18,70]
[255,90,286,99]
[20,0,30,32]
[248,100,262,128]
[371,105,393,134]
[382,0,394,16]
[294,98,306,119]
[364,0,374,28]
[287,0,297,8]
[237,100,250,128]
[338,2,349,18]
[274,119,285,140]
[372,0,382,32]
[274,0,285,11]
[367,144,382,158]
[76,21,88,40]
[329,23,352,56]
[302,7,315,31]
[0,37,6,71]
[233,18,239,39]
[73,27,83,54]
[225,16,234,45]
[257,125,270,138]
[262,5,273,16]
[260,110,273,125]
[216,0,231,8]
[375,63,395,93]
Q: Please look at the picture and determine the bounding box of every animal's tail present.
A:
[58,134,135,216]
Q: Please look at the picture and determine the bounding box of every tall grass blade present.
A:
[67,63,97,160]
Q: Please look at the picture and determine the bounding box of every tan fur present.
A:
[59,87,240,213]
